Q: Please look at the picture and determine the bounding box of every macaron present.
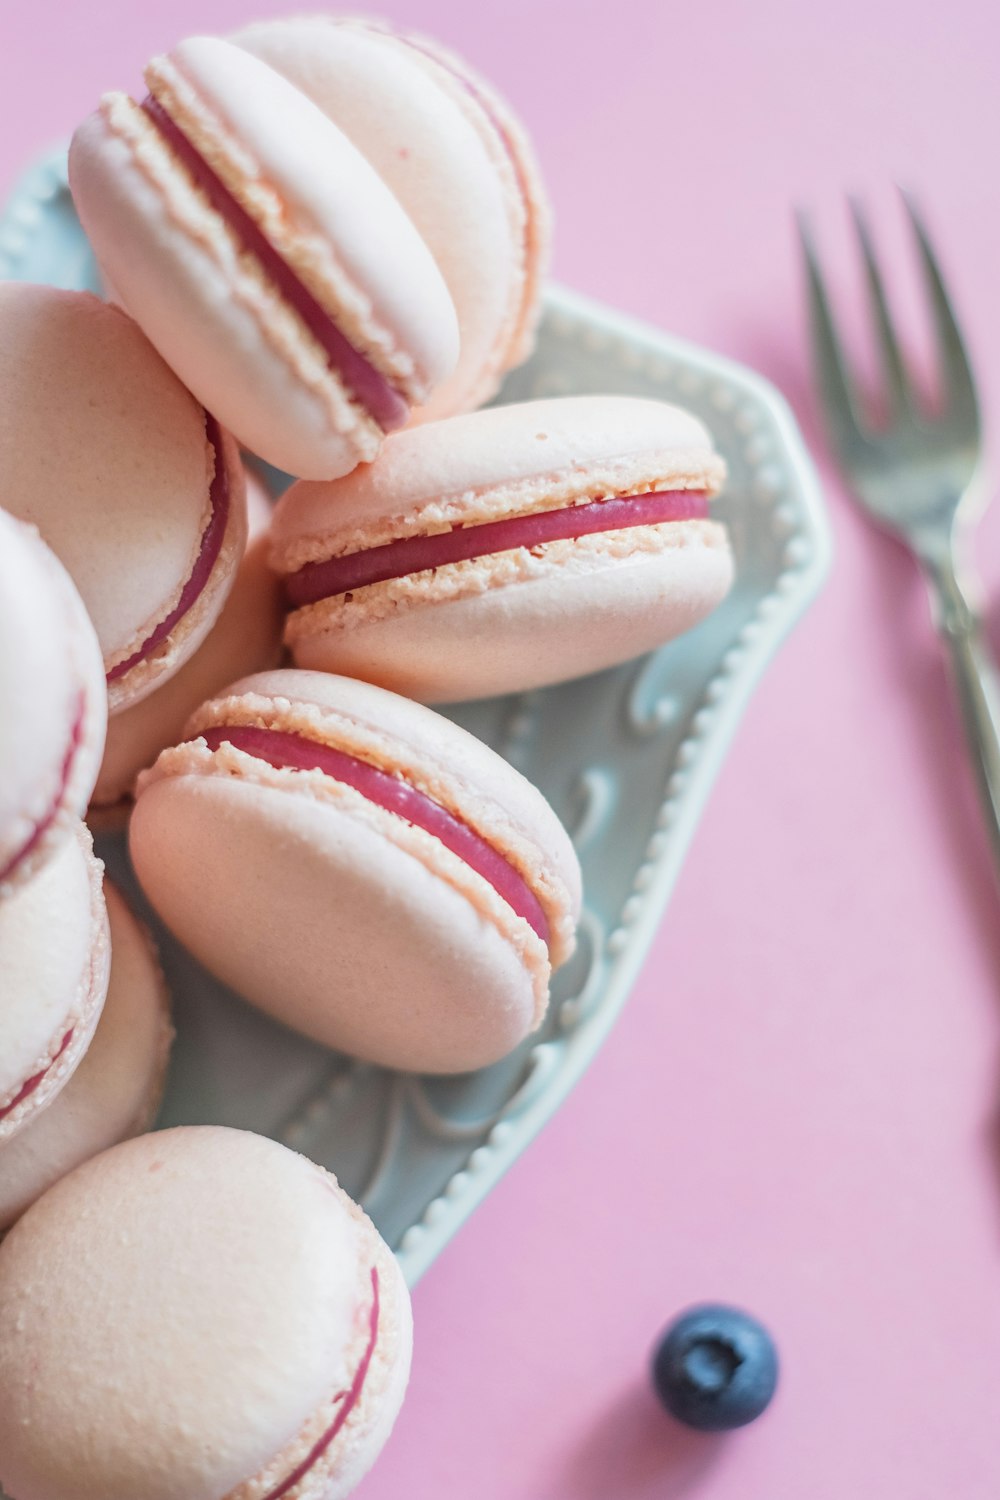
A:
[0,1126,412,1500]
[90,470,283,814]
[0,509,107,892]
[233,15,550,421]
[270,395,734,702]
[0,882,173,1235]
[69,36,460,479]
[0,284,247,713]
[0,822,110,1146]
[129,669,582,1073]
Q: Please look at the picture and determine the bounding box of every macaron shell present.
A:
[238,1225,413,1500]
[331,1258,412,1500]
[289,520,733,702]
[190,667,581,947]
[107,424,248,713]
[0,882,173,1234]
[385,23,551,390]
[0,512,107,891]
[70,107,367,480]
[0,285,248,711]
[130,769,544,1072]
[0,822,110,1144]
[91,475,282,810]
[232,16,542,419]
[270,395,723,556]
[0,1128,399,1500]
[306,1234,413,1500]
[69,39,459,480]
[164,38,458,397]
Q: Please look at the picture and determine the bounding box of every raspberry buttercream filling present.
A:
[106,414,231,684]
[0,1028,75,1124]
[199,723,550,946]
[141,95,409,433]
[0,692,86,886]
[258,1266,380,1500]
[286,489,709,607]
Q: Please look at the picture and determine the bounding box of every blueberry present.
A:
[651,1304,778,1431]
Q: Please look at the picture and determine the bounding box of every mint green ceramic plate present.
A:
[0,149,830,1288]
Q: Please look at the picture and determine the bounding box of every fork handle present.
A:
[925,558,1000,877]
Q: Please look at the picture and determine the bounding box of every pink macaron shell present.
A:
[314,1276,413,1500]
[271,395,722,550]
[191,667,581,948]
[0,511,107,892]
[69,110,374,482]
[0,882,173,1235]
[381,22,551,389]
[165,38,458,395]
[234,1231,412,1500]
[270,395,731,702]
[129,669,580,1072]
[91,473,282,813]
[0,286,248,712]
[232,16,546,420]
[69,39,459,480]
[0,822,110,1146]
[290,530,733,702]
[131,766,543,1072]
[0,1127,411,1500]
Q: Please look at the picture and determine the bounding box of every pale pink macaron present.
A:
[129,669,582,1073]
[90,470,283,815]
[0,1126,412,1500]
[69,36,459,479]
[0,822,110,1146]
[0,284,247,713]
[270,395,734,702]
[233,15,550,421]
[0,510,107,892]
[0,882,173,1235]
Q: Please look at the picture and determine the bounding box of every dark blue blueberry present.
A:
[651,1304,778,1431]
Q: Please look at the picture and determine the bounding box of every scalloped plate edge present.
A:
[0,146,831,1286]
[396,290,831,1282]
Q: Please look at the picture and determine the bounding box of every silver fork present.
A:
[800,193,1000,879]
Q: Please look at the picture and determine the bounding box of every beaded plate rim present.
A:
[0,147,832,1287]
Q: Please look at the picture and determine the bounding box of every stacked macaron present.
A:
[0,16,736,1500]
[0,513,171,1191]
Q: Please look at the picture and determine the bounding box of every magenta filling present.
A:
[141,95,409,433]
[0,1028,74,1124]
[199,724,550,945]
[106,414,231,685]
[286,489,709,607]
[260,1266,381,1500]
[0,692,85,886]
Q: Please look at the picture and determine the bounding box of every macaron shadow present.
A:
[555,1381,722,1499]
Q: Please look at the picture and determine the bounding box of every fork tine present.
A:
[850,197,914,418]
[797,209,870,455]
[901,189,980,428]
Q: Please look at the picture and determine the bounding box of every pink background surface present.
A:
[4,1,1000,1495]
